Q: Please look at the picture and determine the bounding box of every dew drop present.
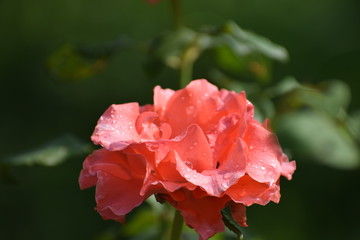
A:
[221,182,228,189]
[185,161,193,169]
[223,173,232,180]
[187,105,195,114]
[260,166,266,171]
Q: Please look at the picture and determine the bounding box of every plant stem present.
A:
[170,0,182,29]
[179,34,201,88]
[180,51,194,88]
[170,209,184,240]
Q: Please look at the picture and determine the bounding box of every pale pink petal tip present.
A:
[91,103,141,151]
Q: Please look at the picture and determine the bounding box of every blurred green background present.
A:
[1,0,359,239]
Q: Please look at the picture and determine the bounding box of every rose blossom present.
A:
[79,79,296,240]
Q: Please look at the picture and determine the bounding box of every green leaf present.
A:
[223,21,288,62]
[1,134,91,167]
[347,111,360,142]
[47,44,108,81]
[150,28,198,69]
[210,21,288,82]
[276,110,359,169]
[122,208,159,237]
[274,79,351,121]
[221,207,244,240]
[267,76,301,97]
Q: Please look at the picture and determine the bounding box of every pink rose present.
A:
[79,79,296,240]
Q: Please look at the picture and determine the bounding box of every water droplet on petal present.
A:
[221,182,228,190]
[185,161,193,169]
[186,105,195,114]
[223,173,233,180]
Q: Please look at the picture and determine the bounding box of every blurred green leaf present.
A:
[1,134,91,167]
[146,28,197,70]
[276,110,359,169]
[122,208,159,237]
[347,111,360,142]
[47,44,108,81]
[223,21,288,62]
[267,76,301,97]
[322,80,351,120]
[210,21,288,82]
[275,79,351,121]
[221,207,244,240]
[214,44,271,82]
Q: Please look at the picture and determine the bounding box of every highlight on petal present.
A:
[165,190,229,240]
[79,148,146,222]
[91,103,141,151]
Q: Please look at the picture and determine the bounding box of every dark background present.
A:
[1,0,359,239]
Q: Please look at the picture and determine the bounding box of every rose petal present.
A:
[281,158,296,180]
[172,124,215,171]
[79,149,146,222]
[140,150,196,196]
[230,203,248,227]
[135,111,159,140]
[154,85,175,116]
[91,103,141,151]
[226,175,280,206]
[160,79,219,136]
[95,172,145,222]
[243,119,285,184]
[165,190,229,240]
[173,125,246,196]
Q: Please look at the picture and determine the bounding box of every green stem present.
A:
[179,34,202,88]
[170,209,184,240]
[170,0,182,29]
[180,51,194,88]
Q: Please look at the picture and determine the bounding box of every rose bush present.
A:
[79,79,296,240]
